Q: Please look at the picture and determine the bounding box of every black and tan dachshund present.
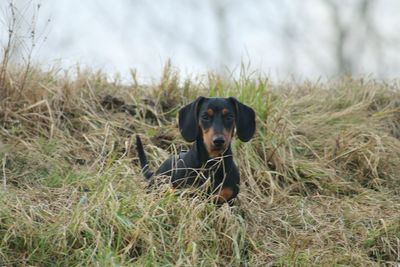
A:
[135,96,256,205]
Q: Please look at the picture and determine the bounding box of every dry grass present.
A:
[0,62,400,266]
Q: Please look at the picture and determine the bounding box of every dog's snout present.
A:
[212,135,225,147]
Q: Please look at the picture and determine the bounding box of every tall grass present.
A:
[0,58,399,266]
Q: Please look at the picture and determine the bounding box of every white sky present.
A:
[1,0,400,83]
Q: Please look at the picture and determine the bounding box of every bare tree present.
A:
[211,0,231,69]
[327,0,353,75]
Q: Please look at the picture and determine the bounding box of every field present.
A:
[0,63,400,266]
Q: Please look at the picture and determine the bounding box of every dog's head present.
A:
[179,97,256,158]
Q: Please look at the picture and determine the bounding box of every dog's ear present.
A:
[229,97,256,142]
[179,96,205,142]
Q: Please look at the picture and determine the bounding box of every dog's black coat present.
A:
[136,97,255,204]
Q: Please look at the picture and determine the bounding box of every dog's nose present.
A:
[212,136,225,147]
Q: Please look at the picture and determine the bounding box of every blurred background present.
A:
[1,0,400,82]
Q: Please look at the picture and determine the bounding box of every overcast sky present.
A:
[1,0,400,82]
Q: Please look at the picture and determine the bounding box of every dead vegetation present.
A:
[0,60,399,266]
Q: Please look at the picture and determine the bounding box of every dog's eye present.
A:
[225,114,234,121]
[201,114,210,121]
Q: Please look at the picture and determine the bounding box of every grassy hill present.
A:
[0,64,400,266]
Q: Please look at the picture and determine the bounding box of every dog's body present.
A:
[136,97,255,205]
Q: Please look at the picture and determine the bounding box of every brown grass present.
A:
[0,62,400,266]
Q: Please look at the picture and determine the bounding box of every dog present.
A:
[135,96,256,205]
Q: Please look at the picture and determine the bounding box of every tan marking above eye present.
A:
[222,108,228,115]
[207,109,214,116]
